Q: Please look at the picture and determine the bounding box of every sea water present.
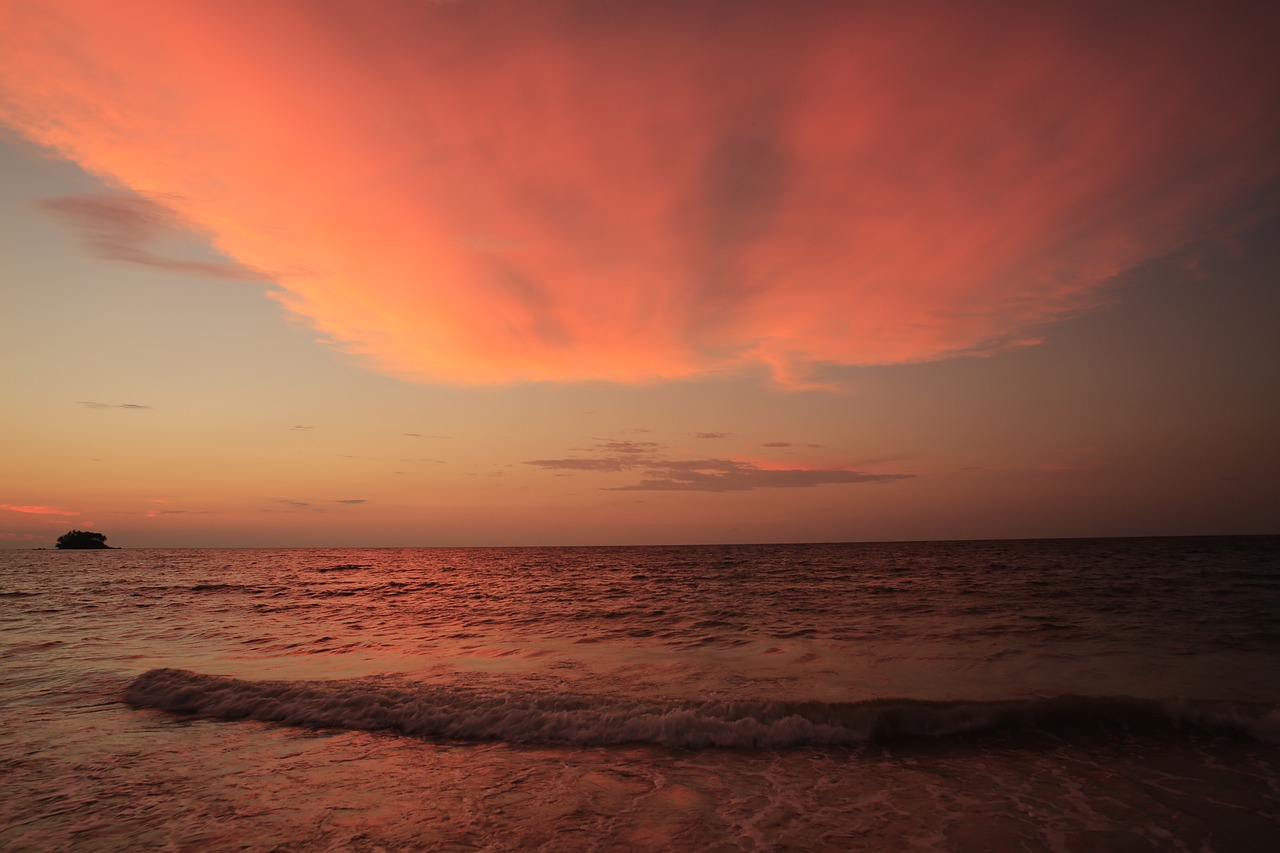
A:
[1,537,1277,851]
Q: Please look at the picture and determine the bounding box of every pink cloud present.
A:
[0,504,80,517]
[2,1,1276,385]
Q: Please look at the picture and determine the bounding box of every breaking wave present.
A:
[125,669,1280,749]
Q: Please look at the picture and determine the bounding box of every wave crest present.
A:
[125,669,1279,749]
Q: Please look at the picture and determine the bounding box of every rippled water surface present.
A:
[2,537,1278,850]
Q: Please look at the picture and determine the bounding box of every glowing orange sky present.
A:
[4,0,1276,386]
[2,1,1279,548]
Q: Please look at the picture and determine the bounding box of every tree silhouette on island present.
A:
[55,530,113,550]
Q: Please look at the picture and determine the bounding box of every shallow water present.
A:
[2,537,1278,850]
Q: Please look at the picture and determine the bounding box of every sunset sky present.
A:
[2,0,1278,547]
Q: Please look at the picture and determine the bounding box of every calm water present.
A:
[2,537,1278,850]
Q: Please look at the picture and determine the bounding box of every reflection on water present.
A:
[1,538,1278,850]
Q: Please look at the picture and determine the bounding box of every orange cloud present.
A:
[2,1,1277,385]
[0,504,80,516]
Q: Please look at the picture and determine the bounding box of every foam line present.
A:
[126,669,1279,748]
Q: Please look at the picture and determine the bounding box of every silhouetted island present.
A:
[55,530,114,550]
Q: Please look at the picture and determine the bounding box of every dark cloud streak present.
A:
[606,459,912,492]
[38,193,267,281]
[527,440,911,492]
[77,401,153,410]
[527,458,639,473]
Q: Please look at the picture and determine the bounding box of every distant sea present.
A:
[2,537,1278,851]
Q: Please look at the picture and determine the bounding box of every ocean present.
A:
[1,536,1277,851]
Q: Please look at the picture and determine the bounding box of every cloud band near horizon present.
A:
[525,438,910,492]
[3,0,1277,385]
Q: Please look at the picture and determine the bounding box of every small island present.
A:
[55,530,114,550]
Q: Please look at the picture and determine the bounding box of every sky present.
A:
[2,0,1278,548]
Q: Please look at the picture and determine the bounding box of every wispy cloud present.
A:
[696,432,730,440]
[290,425,315,431]
[3,3,1274,387]
[596,439,663,455]
[341,454,447,465]
[527,457,639,473]
[762,441,792,448]
[527,438,666,473]
[266,498,366,512]
[607,460,912,493]
[0,504,80,516]
[527,441,910,492]
[36,192,266,281]
[77,401,153,410]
